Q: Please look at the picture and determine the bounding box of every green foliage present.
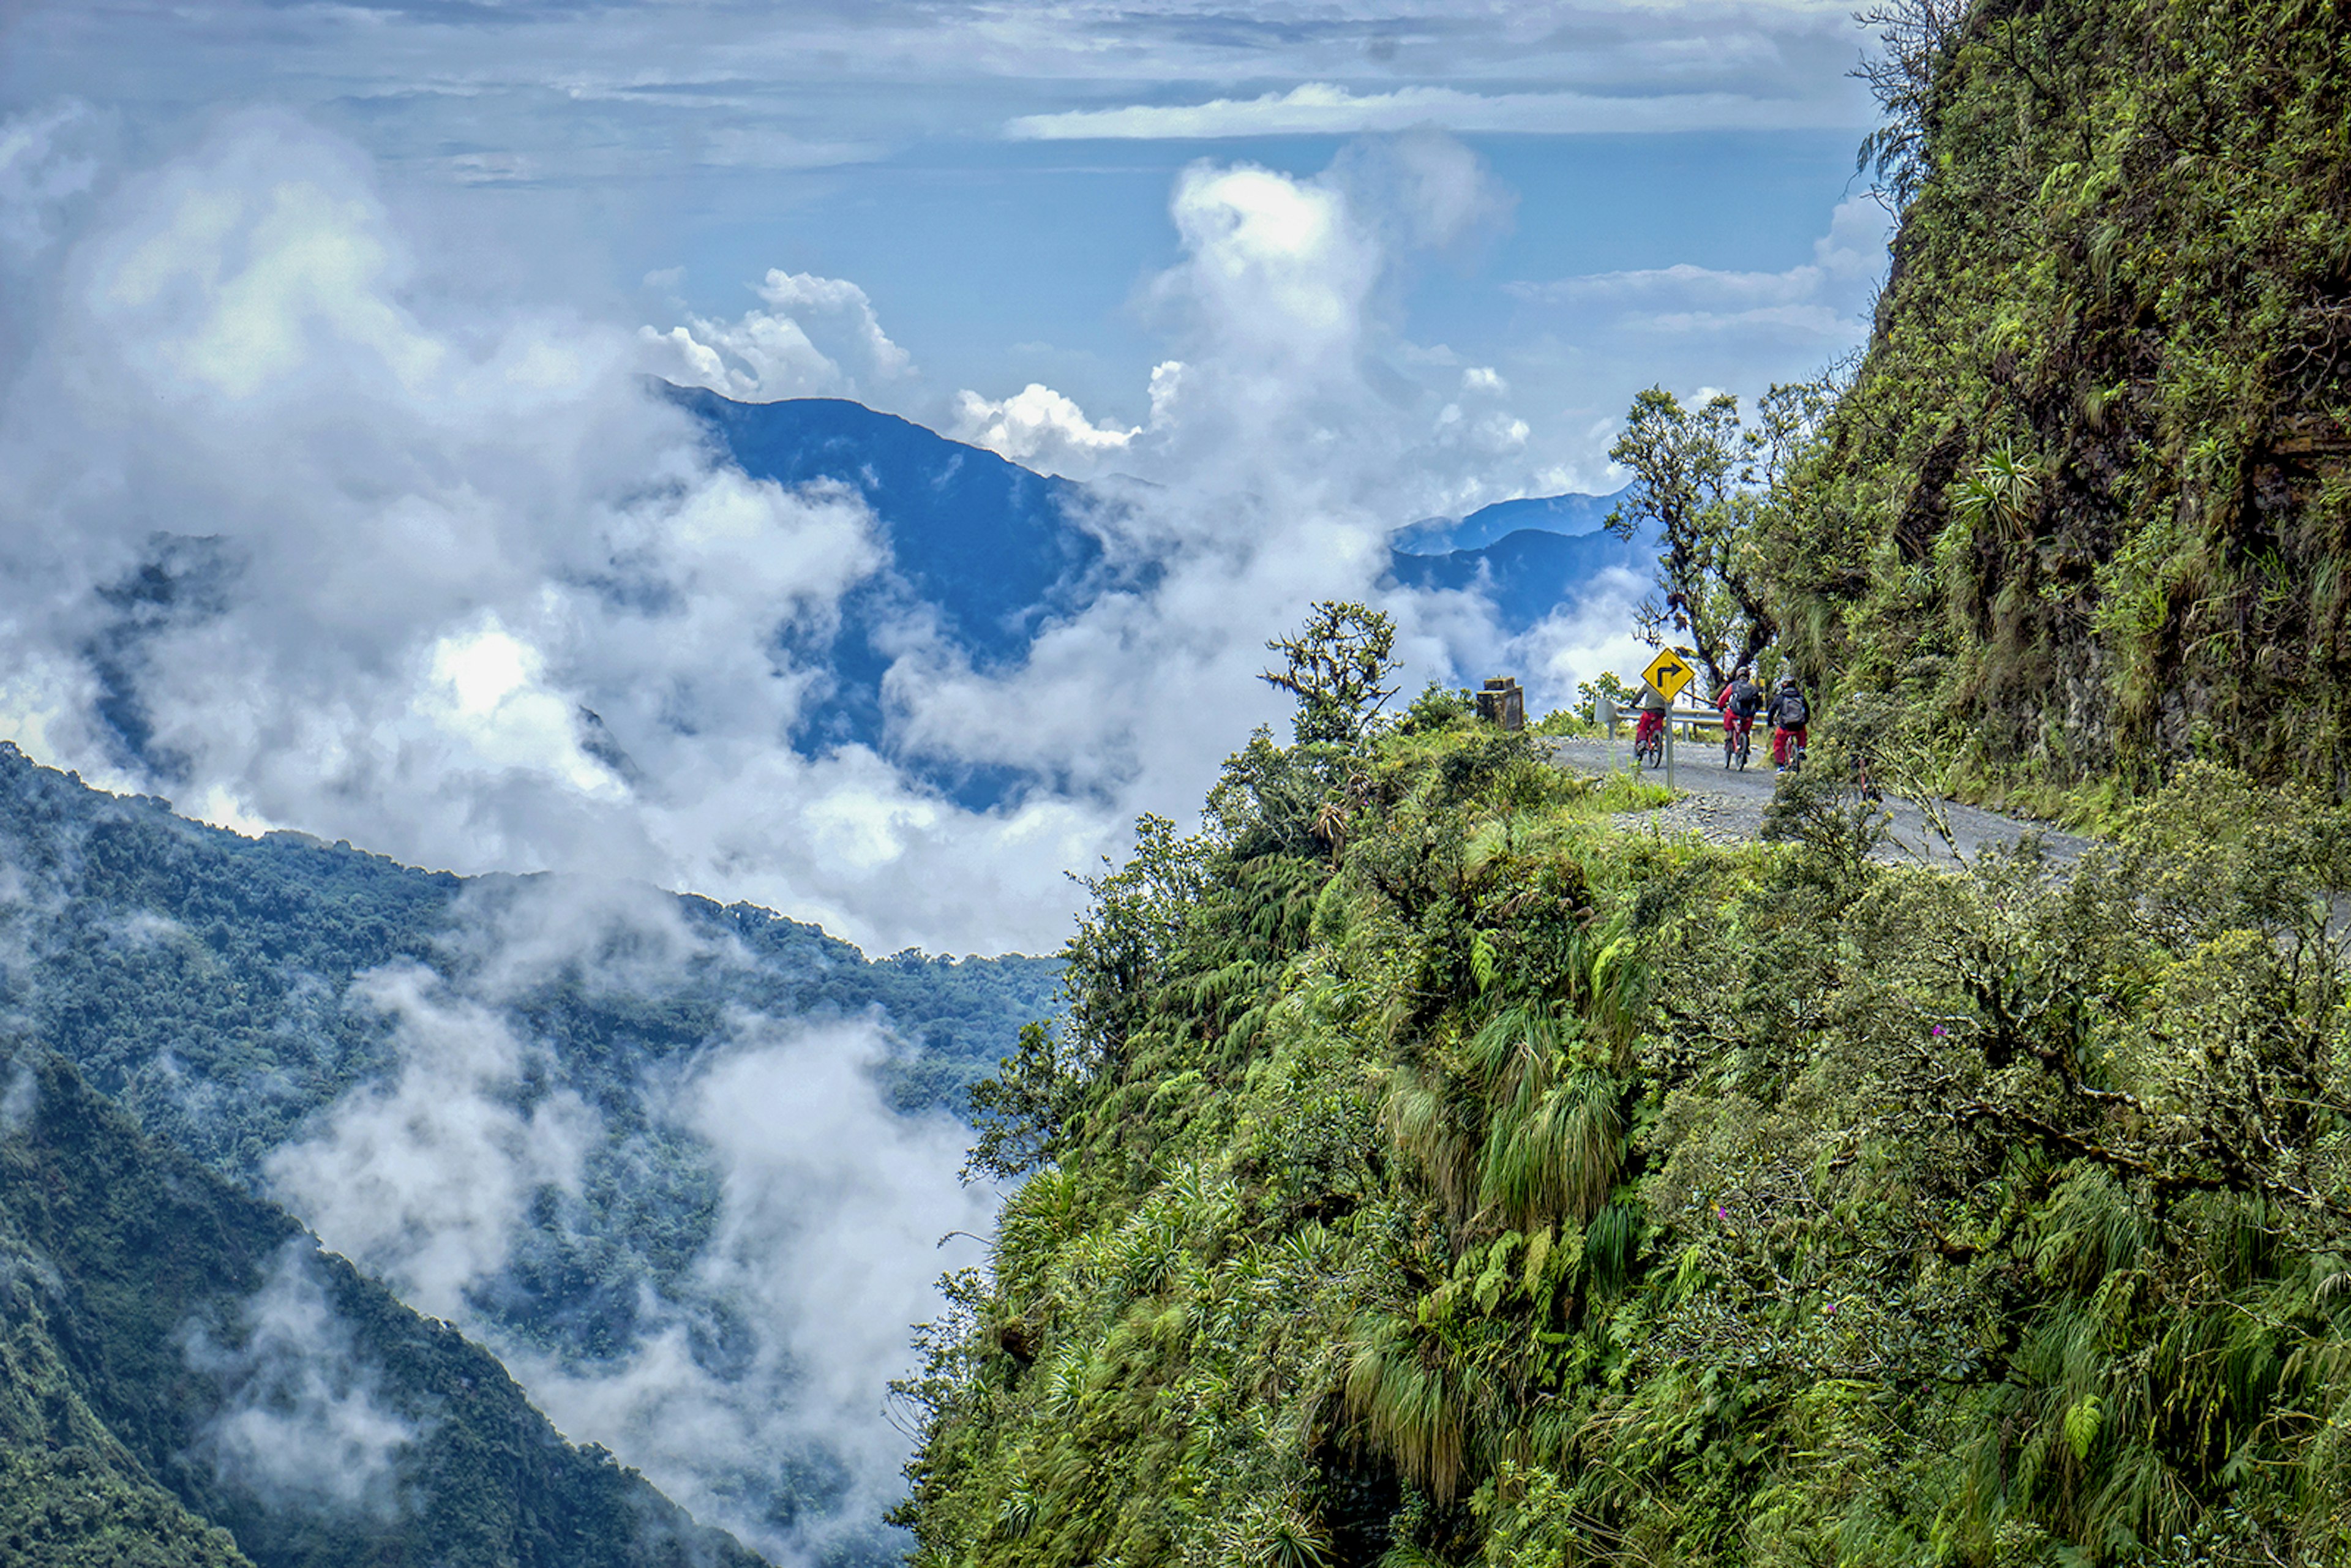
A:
[901,702,2351,1567]
[1763,0,2351,803]
[1607,379,1833,693]
[1401,680,1477,735]
[1852,0,1970,209]
[1261,601,1404,746]
[0,1048,763,1568]
[0,1447,253,1568]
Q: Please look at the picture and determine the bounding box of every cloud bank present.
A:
[1509,194,1890,339]
[254,874,1001,1564]
[265,965,601,1319]
[643,269,913,402]
[0,108,1695,959]
[509,1018,999,1564]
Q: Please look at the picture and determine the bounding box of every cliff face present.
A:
[1766,0,2351,798]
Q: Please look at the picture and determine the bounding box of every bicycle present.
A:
[1633,710,1665,770]
[1722,713,1753,771]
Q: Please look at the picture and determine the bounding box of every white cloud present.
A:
[497,1016,999,1566]
[0,110,1670,968]
[1007,81,1862,140]
[421,617,628,797]
[264,965,599,1317]
[642,268,911,400]
[950,383,1141,476]
[182,1243,414,1520]
[1509,195,1890,338]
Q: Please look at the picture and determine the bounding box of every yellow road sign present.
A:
[1641,647,1697,703]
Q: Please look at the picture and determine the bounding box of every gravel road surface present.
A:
[1542,733,2096,866]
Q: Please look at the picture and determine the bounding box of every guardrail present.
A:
[1592,693,1751,789]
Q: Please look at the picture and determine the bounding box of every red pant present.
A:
[1772,724,1808,765]
[1635,709,1665,746]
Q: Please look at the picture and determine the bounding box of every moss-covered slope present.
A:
[898,715,2351,1566]
[1765,0,2351,801]
[0,1048,765,1568]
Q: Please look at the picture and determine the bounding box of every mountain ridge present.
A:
[0,1045,767,1568]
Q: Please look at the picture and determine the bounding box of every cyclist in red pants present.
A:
[1717,666,1762,763]
[1632,679,1670,762]
[1765,675,1810,770]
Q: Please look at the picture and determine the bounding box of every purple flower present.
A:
[1715,1204,1730,1221]
[1823,1302,1839,1315]
[1930,1024,1948,1037]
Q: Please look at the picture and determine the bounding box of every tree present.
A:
[1605,380,1837,695]
[1852,0,1970,211]
[1259,601,1401,745]
[1606,389,1771,693]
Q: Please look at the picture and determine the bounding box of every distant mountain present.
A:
[663,386,1145,808]
[666,387,1661,769]
[1382,522,1657,636]
[0,1047,764,1568]
[1390,486,1637,556]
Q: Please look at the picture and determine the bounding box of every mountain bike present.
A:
[1722,714,1753,771]
[1633,710,1665,770]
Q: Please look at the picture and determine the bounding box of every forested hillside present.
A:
[896,683,2351,1566]
[0,740,1059,1555]
[1758,0,2351,803]
[0,1048,763,1568]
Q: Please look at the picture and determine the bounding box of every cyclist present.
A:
[1632,678,1670,763]
[1716,665,1763,765]
[1765,675,1810,771]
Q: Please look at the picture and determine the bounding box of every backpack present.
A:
[1780,691,1809,726]
[1729,678,1761,717]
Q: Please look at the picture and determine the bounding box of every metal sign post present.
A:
[1665,710,1674,792]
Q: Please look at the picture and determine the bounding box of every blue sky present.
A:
[6,0,1886,491]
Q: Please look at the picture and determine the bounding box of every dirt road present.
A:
[1542,733,2096,867]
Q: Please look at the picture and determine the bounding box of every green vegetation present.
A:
[0,1048,763,1568]
[896,689,2351,1564]
[1755,0,2351,811]
[0,740,1058,1555]
[1606,379,1832,692]
[1261,600,1406,745]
